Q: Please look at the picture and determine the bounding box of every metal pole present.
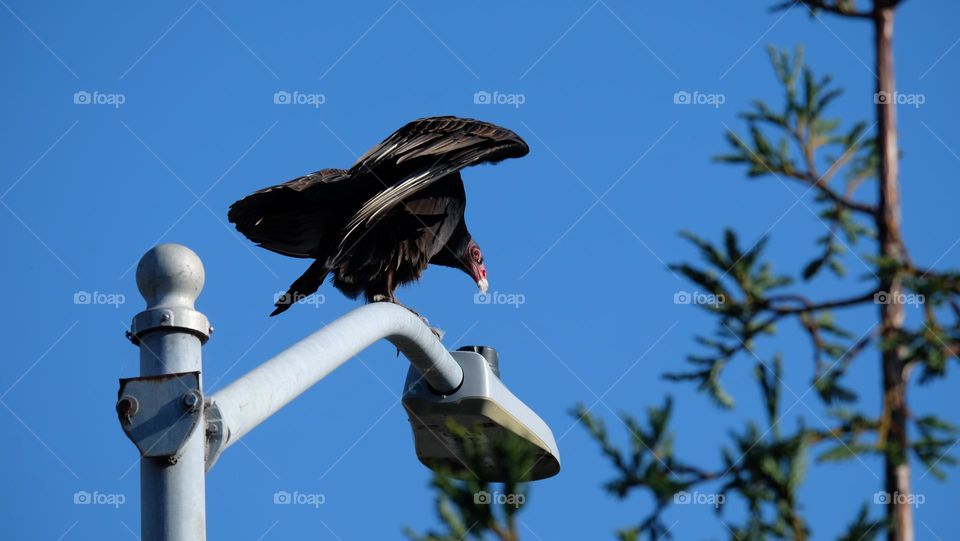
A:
[210,302,463,452]
[129,244,211,541]
[120,244,466,538]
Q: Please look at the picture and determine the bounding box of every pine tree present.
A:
[577,2,957,540]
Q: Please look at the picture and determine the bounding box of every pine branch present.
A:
[772,0,873,19]
[765,291,877,316]
[783,167,878,215]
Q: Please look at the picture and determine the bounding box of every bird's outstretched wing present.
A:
[229,117,527,264]
[337,116,528,254]
[227,168,350,258]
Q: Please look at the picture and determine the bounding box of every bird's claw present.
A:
[369,297,442,340]
[414,314,444,341]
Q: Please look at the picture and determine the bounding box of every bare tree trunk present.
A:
[873,4,912,541]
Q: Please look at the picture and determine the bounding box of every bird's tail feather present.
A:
[271,260,330,316]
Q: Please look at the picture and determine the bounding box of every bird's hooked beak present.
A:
[464,239,488,294]
[474,264,489,294]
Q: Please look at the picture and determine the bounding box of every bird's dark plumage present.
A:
[228,116,528,315]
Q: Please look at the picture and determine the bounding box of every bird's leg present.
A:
[378,272,444,341]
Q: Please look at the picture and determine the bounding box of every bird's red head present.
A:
[464,239,488,294]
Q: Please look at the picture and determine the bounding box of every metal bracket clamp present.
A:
[128,307,212,345]
[203,397,228,472]
[117,371,204,463]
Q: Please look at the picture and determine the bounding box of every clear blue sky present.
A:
[1,1,958,539]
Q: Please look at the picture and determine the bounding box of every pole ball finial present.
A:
[136,243,205,310]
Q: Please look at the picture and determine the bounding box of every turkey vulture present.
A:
[228,116,529,317]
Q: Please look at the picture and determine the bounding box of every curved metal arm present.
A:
[210,303,463,451]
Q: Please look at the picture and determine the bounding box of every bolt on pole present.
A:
[125,244,212,541]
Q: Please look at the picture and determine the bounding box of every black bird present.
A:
[228,116,528,316]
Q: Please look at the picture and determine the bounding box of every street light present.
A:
[118,243,560,541]
[403,345,561,481]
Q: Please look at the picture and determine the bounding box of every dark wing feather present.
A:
[227,168,349,258]
[338,116,527,255]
